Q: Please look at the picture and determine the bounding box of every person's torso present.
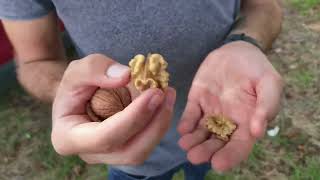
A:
[51,0,240,176]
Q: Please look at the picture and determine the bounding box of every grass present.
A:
[288,0,320,17]
[0,85,105,179]
[289,0,320,11]
[289,69,315,88]
[290,157,320,180]
[0,80,319,180]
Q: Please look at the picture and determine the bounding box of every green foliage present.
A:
[289,0,320,13]
[290,157,320,180]
[291,69,315,88]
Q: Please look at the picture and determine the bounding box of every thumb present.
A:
[63,54,131,89]
[250,73,283,139]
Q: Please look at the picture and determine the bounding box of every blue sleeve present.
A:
[0,0,55,20]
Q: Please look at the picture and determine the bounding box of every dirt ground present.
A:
[0,2,319,180]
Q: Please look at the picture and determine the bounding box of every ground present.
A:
[0,1,319,180]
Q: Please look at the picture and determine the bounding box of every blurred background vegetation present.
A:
[0,0,319,179]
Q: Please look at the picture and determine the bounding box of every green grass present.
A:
[290,157,320,180]
[291,69,315,88]
[33,133,87,179]
[0,87,312,180]
[0,59,319,179]
[0,100,33,155]
[290,0,320,11]
[289,0,320,16]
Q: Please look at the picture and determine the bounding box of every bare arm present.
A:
[2,12,67,102]
[230,0,283,51]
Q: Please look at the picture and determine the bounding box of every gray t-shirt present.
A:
[0,0,240,176]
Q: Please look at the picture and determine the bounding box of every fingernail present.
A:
[148,94,162,111]
[165,90,176,108]
[106,64,129,78]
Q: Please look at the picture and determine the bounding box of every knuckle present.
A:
[51,132,70,156]
[86,53,105,60]
[62,60,80,81]
[68,59,80,68]
[82,57,99,72]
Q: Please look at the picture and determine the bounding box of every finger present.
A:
[122,88,176,164]
[250,74,283,138]
[52,88,164,155]
[95,88,165,150]
[178,128,211,151]
[79,152,123,165]
[177,101,202,135]
[211,138,254,173]
[82,88,176,165]
[63,54,131,89]
[187,136,225,165]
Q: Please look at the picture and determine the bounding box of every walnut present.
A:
[86,87,131,121]
[129,53,169,92]
[86,53,169,122]
[205,115,237,141]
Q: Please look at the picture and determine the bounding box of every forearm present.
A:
[230,0,283,51]
[17,59,68,103]
[2,12,68,103]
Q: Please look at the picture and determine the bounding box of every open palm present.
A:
[178,42,283,172]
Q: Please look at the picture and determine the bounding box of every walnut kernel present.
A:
[205,115,237,141]
[129,53,169,91]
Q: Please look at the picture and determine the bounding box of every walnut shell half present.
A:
[86,87,131,121]
[205,115,237,141]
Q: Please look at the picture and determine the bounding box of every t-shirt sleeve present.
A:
[0,0,55,20]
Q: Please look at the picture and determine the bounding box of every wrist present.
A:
[221,33,265,53]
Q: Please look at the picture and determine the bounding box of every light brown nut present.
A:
[205,115,237,141]
[129,53,169,92]
[86,87,131,121]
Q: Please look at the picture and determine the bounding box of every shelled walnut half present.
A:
[205,115,237,141]
[129,53,169,92]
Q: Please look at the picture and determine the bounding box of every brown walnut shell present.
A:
[86,87,131,121]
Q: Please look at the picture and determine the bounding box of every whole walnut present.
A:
[86,87,132,121]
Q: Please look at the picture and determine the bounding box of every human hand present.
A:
[52,54,176,165]
[178,41,283,172]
